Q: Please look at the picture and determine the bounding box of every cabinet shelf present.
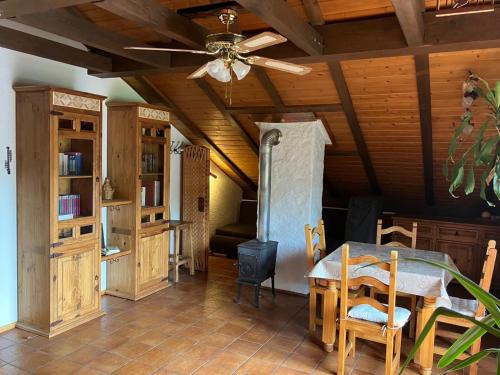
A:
[142,172,164,176]
[102,198,132,207]
[59,175,92,179]
[101,249,131,262]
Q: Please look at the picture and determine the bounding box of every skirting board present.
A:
[0,322,16,334]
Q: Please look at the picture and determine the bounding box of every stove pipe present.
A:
[257,129,282,242]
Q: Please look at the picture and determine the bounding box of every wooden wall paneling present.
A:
[429,48,500,215]
[205,70,274,108]
[328,61,380,194]
[147,72,259,182]
[324,155,371,197]
[266,63,341,106]
[340,56,424,203]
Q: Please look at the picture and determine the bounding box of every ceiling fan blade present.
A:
[124,46,213,55]
[247,57,311,75]
[234,32,287,53]
[187,63,209,79]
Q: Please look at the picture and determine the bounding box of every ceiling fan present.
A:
[124,8,312,83]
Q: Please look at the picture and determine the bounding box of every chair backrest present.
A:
[476,240,497,317]
[376,219,418,248]
[305,220,326,288]
[340,244,399,328]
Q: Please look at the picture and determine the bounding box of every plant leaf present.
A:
[449,161,465,198]
[494,174,500,201]
[479,136,498,165]
[465,164,475,195]
[399,307,500,374]
[473,119,489,163]
[480,170,495,206]
[443,348,500,373]
[438,314,495,367]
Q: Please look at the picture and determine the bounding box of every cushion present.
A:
[450,296,478,317]
[348,304,411,328]
[215,223,256,239]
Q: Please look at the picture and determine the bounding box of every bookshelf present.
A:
[105,103,170,300]
[15,86,105,337]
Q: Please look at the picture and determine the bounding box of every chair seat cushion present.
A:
[449,296,478,317]
[348,304,411,328]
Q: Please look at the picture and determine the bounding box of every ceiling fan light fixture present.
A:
[232,60,251,80]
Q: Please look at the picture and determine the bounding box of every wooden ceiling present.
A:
[2,0,500,215]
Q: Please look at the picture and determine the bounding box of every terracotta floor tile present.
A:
[197,333,234,349]
[226,339,262,357]
[187,344,221,361]
[240,329,274,344]
[0,331,34,344]
[0,344,36,363]
[266,336,303,352]
[281,353,321,373]
[110,339,153,359]
[39,337,84,357]
[74,366,107,374]
[90,334,130,351]
[204,350,248,372]
[216,323,250,338]
[193,362,236,375]
[134,330,169,347]
[87,352,129,373]
[163,354,208,374]
[135,348,177,369]
[63,345,105,365]
[0,364,31,375]
[34,359,83,375]
[112,325,146,339]
[236,358,279,375]
[157,336,197,354]
[9,351,55,371]
[253,346,290,365]
[0,340,13,352]
[112,360,155,375]
[275,367,311,375]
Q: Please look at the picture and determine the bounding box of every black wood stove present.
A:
[235,129,282,308]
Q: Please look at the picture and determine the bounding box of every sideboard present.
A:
[392,216,500,290]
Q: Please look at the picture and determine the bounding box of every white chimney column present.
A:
[256,120,331,294]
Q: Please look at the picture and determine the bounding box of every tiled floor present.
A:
[0,270,496,375]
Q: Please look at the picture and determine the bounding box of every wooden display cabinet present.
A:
[15,86,105,337]
[105,103,170,300]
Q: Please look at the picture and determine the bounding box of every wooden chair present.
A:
[372,219,418,338]
[418,240,497,375]
[338,244,408,375]
[305,220,327,335]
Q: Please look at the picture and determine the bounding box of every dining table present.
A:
[308,241,457,375]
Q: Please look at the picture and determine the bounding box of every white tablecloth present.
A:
[308,241,457,308]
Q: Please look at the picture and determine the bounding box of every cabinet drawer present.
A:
[392,234,433,250]
[435,240,478,282]
[437,226,478,243]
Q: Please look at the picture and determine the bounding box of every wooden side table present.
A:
[165,220,195,282]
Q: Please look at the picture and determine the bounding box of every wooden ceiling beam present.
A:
[194,79,259,155]
[390,0,424,46]
[328,62,380,194]
[225,104,342,115]
[302,0,325,26]
[0,0,93,18]
[94,0,209,49]
[414,53,434,206]
[252,68,285,112]
[235,0,323,56]
[14,8,170,68]
[123,75,257,191]
[0,25,111,72]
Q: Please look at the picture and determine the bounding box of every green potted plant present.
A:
[444,72,500,205]
[399,258,499,374]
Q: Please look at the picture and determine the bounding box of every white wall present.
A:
[209,162,243,237]
[0,47,188,328]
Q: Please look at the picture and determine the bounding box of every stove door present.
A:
[238,253,258,280]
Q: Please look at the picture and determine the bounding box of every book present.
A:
[141,186,146,207]
[58,213,74,221]
[142,180,161,207]
[58,152,83,176]
[58,194,80,217]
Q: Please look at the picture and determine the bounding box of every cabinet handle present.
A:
[137,262,141,267]
[95,275,99,281]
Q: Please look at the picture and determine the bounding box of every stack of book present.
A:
[58,194,80,220]
[142,180,161,207]
[59,152,83,176]
[141,153,157,173]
